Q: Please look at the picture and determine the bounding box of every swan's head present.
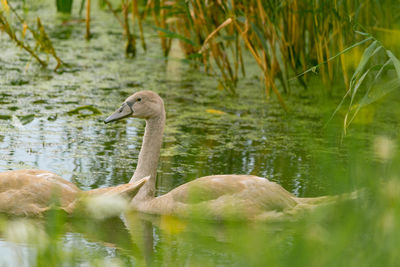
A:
[104,90,164,123]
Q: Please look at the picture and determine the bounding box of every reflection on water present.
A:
[0,240,30,267]
[1,1,399,265]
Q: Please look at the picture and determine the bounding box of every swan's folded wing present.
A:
[83,176,150,199]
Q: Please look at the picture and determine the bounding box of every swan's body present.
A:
[132,175,304,220]
[0,170,79,216]
[0,169,147,217]
[105,91,331,220]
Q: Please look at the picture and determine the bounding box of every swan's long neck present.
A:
[130,109,165,200]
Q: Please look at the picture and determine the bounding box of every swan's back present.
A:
[133,175,299,220]
[0,169,80,216]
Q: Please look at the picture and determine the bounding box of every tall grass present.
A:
[94,0,400,113]
[143,1,400,101]
[1,0,399,119]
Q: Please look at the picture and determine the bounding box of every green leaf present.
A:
[349,40,381,89]
[387,50,400,79]
[250,23,269,53]
[293,37,374,80]
[274,39,289,90]
[152,26,197,46]
[357,78,400,108]
[350,69,370,103]
[347,60,392,125]
[345,50,400,128]
[355,31,371,36]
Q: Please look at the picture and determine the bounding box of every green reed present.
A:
[56,0,74,14]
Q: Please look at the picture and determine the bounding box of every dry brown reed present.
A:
[101,0,147,56]
[2,0,399,107]
[85,0,91,39]
[140,0,399,107]
[0,1,63,70]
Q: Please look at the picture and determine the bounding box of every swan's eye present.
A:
[137,98,142,102]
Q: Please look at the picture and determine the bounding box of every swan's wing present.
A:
[169,175,247,204]
[84,176,150,199]
[0,170,80,216]
[168,175,298,215]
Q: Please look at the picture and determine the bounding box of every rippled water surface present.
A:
[1,1,400,266]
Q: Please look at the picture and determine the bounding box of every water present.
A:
[1,1,400,266]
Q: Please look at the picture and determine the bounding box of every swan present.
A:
[105,90,335,220]
[0,169,148,216]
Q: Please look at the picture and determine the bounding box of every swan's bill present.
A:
[104,102,133,123]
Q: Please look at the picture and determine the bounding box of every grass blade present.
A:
[349,40,381,88]
[292,37,374,80]
[347,60,391,125]
[387,50,400,79]
[152,25,197,46]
